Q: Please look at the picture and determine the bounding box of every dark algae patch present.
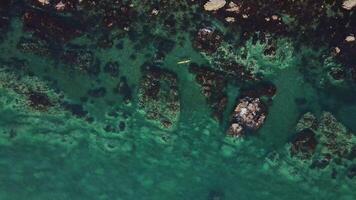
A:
[1,0,356,199]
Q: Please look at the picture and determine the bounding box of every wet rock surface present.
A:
[227,97,267,137]
[138,65,180,130]
[227,82,276,137]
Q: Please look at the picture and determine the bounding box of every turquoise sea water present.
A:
[1,1,356,200]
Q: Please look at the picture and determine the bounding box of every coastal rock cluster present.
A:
[1,1,356,192]
[0,0,355,143]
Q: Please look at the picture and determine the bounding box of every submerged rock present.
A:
[347,165,356,179]
[189,64,227,121]
[290,129,317,159]
[138,66,180,130]
[103,61,120,77]
[61,47,99,75]
[0,0,11,36]
[207,189,224,200]
[17,37,52,57]
[87,87,106,98]
[294,112,355,160]
[27,91,53,111]
[240,82,277,99]
[285,112,356,177]
[22,9,83,42]
[62,102,88,118]
[116,76,132,104]
[296,112,318,132]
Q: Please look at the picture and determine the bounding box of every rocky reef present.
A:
[293,112,356,166]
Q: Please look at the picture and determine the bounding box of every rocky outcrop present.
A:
[227,82,276,137]
[227,97,267,137]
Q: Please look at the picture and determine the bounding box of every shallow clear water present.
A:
[1,1,356,200]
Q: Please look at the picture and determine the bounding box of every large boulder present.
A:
[227,97,267,137]
[227,82,276,137]
[203,0,226,11]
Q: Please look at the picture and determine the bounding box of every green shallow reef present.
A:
[1,0,356,199]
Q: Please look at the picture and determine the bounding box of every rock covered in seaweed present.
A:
[17,37,52,57]
[189,63,227,121]
[27,91,53,111]
[240,82,277,99]
[138,65,180,130]
[22,9,83,43]
[317,112,352,158]
[295,112,318,132]
[290,129,318,159]
[194,27,223,54]
[264,112,356,180]
[0,0,11,35]
[61,46,99,75]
